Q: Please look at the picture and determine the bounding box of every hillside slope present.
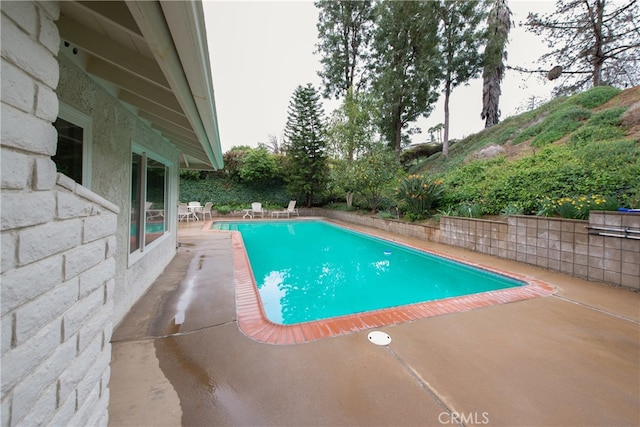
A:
[416,86,640,215]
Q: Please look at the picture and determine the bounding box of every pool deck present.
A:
[108,218,640,426]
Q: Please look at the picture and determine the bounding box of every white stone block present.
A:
[35,1,60,21]
[0,189,55,230]
[47,390,77,427]
[1,395,11,427]
[106,235,117,258]
[0,319,60,395]
[1,148,32,190]
[13,382,57,427]
[56,189,93,219]
[1,104,57,156]
[15,279,76,343]
[78,304,111,355]
[1,230,17,273]
[11,338,75,424]
[64,239,107,281]
[1,1,37,35]
[1,60,35,112]
[1,254,62,316]
[37,5,59,54]
[33,156,57,190]
[1,313,14,356]
[78,256,114,298]
[1,14,59,88]
[18,218,81,266]
[59,328,102,400]
[83,213,117,243]
[63,289,103,342]
[35,82,59,122]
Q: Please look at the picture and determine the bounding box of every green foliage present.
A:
[238,147,283,185]
[371,0,441,152]
[352,146,403,213]
[439,135,640,215]
[315,0,374,99]
[456,202,483,218]
[567,86,621,109]
[394,174,444,220]
[539,195,619,220]
[513,105,591,147]
[179,175,290,207]
[569,106,627,145]
[284,83,329,207]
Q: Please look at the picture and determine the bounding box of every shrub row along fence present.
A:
[311,209,639,290]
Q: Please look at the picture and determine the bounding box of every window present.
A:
[130,148,169,255]
[53,103,92,187]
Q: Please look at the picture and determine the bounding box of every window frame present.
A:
[56,102,93,188]
[128,143,172,265]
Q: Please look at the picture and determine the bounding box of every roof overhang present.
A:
[58,0,223,170]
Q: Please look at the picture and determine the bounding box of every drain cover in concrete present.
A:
[368,331,391,345]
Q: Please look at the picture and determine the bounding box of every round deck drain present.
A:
[368,331,391,346]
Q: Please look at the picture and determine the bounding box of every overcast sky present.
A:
[203,0,557,152]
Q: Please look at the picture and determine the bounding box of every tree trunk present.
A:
[443,80,451,157]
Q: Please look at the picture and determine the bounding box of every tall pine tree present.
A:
[284,84,328,208]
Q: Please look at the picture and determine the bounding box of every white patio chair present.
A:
[250,202,264,218]
[199,202,213,220]
[178,203,196,222]
[270,200,299,218]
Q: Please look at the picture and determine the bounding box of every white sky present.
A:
[203,0,557,152]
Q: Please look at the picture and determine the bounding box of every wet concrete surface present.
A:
[109,219,640,426]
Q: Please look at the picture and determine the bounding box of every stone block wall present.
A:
[1,2,116,426]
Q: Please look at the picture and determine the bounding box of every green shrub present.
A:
[456,202,483,218]
[530,105,591,147]
[395,174,444,220]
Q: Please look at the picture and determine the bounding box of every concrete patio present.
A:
[108,219,639,426]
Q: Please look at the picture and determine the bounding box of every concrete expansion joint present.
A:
[551,294,640,325]
[386,346,464,427]
[111,320,237,343]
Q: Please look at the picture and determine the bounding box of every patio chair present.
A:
[145,201,164,221]
[270,200,299,218]
[199,202,213,220]
[250,202,264,218]
[178,203,196,222]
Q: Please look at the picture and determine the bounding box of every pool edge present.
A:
[227,225,556,345]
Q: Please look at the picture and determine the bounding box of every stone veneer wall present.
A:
[316,209,639,290]
[1,2,115,426]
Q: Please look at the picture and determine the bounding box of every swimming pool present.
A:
[216,221,525,325]
[222,220,554,344]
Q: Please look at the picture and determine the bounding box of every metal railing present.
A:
[586,225,640,239]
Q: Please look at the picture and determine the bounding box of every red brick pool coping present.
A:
[215,221,556,345]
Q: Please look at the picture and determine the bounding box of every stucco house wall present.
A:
[1,1,188,425]
[57,53,180,323]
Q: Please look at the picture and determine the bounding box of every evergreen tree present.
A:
[371,1,441,153]
[524,0,640,95]
[315,0,375,99]
[436,0,488,156]
[481,0,512,128]
[284,84,328,208]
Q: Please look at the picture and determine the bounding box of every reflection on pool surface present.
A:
[216,221,524,325]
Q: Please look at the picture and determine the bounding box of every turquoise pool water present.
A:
[215,221,524,325]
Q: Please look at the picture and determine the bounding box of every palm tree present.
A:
[481,0,512,128]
